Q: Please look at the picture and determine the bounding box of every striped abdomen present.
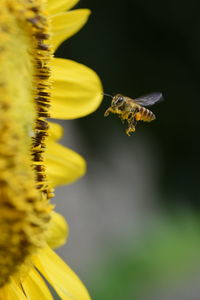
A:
[135,106,155,122]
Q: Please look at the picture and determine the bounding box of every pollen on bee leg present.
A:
[126,126,135,136]
[135,113,141,121]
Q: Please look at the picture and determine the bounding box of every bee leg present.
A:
[125,118,137,136]
[104,107,112,117]
[125,127,131,136]
[126,122,136,136]
[131,118,137,127]
[127,112,134,120]
[126,125,135,136]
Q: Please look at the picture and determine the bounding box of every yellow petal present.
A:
[22,268,53,300]
[51,9,91,51]
[0,279,27,300]
[45,140,86,187]
[48,0,79,15]
[51,58,103,119]
[48,121,63,141]
[33,246,91,300]
[46,212,69,249]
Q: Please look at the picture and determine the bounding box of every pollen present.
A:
[0,0,53,286]
[135,112,142,121]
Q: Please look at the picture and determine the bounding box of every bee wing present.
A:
[134,92,164,107]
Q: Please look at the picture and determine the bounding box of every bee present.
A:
[104,92,163,136]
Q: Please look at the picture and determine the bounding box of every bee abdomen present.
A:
[138,107,155,122]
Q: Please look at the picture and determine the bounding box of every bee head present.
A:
[112,94,125,108]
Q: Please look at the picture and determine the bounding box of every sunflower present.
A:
[0,0,103,299]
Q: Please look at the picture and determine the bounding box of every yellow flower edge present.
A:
[0,209,90,300]
[46,211,69,249]
[50,58,103,119]
[1,245,91,300]
[51,9,91,51]
[0,0,103,298]
[46,139,87,187]
[48,0,79,15]
[45,121,87,187]
[33,246,91,300]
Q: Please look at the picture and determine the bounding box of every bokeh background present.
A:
[53,0,200,299]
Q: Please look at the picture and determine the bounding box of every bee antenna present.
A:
[102,92,113,98]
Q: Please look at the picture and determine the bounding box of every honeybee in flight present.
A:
[104,92,163,136]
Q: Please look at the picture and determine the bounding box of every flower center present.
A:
[0,0,53,286]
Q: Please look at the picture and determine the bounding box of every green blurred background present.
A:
[54,0,200,299]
